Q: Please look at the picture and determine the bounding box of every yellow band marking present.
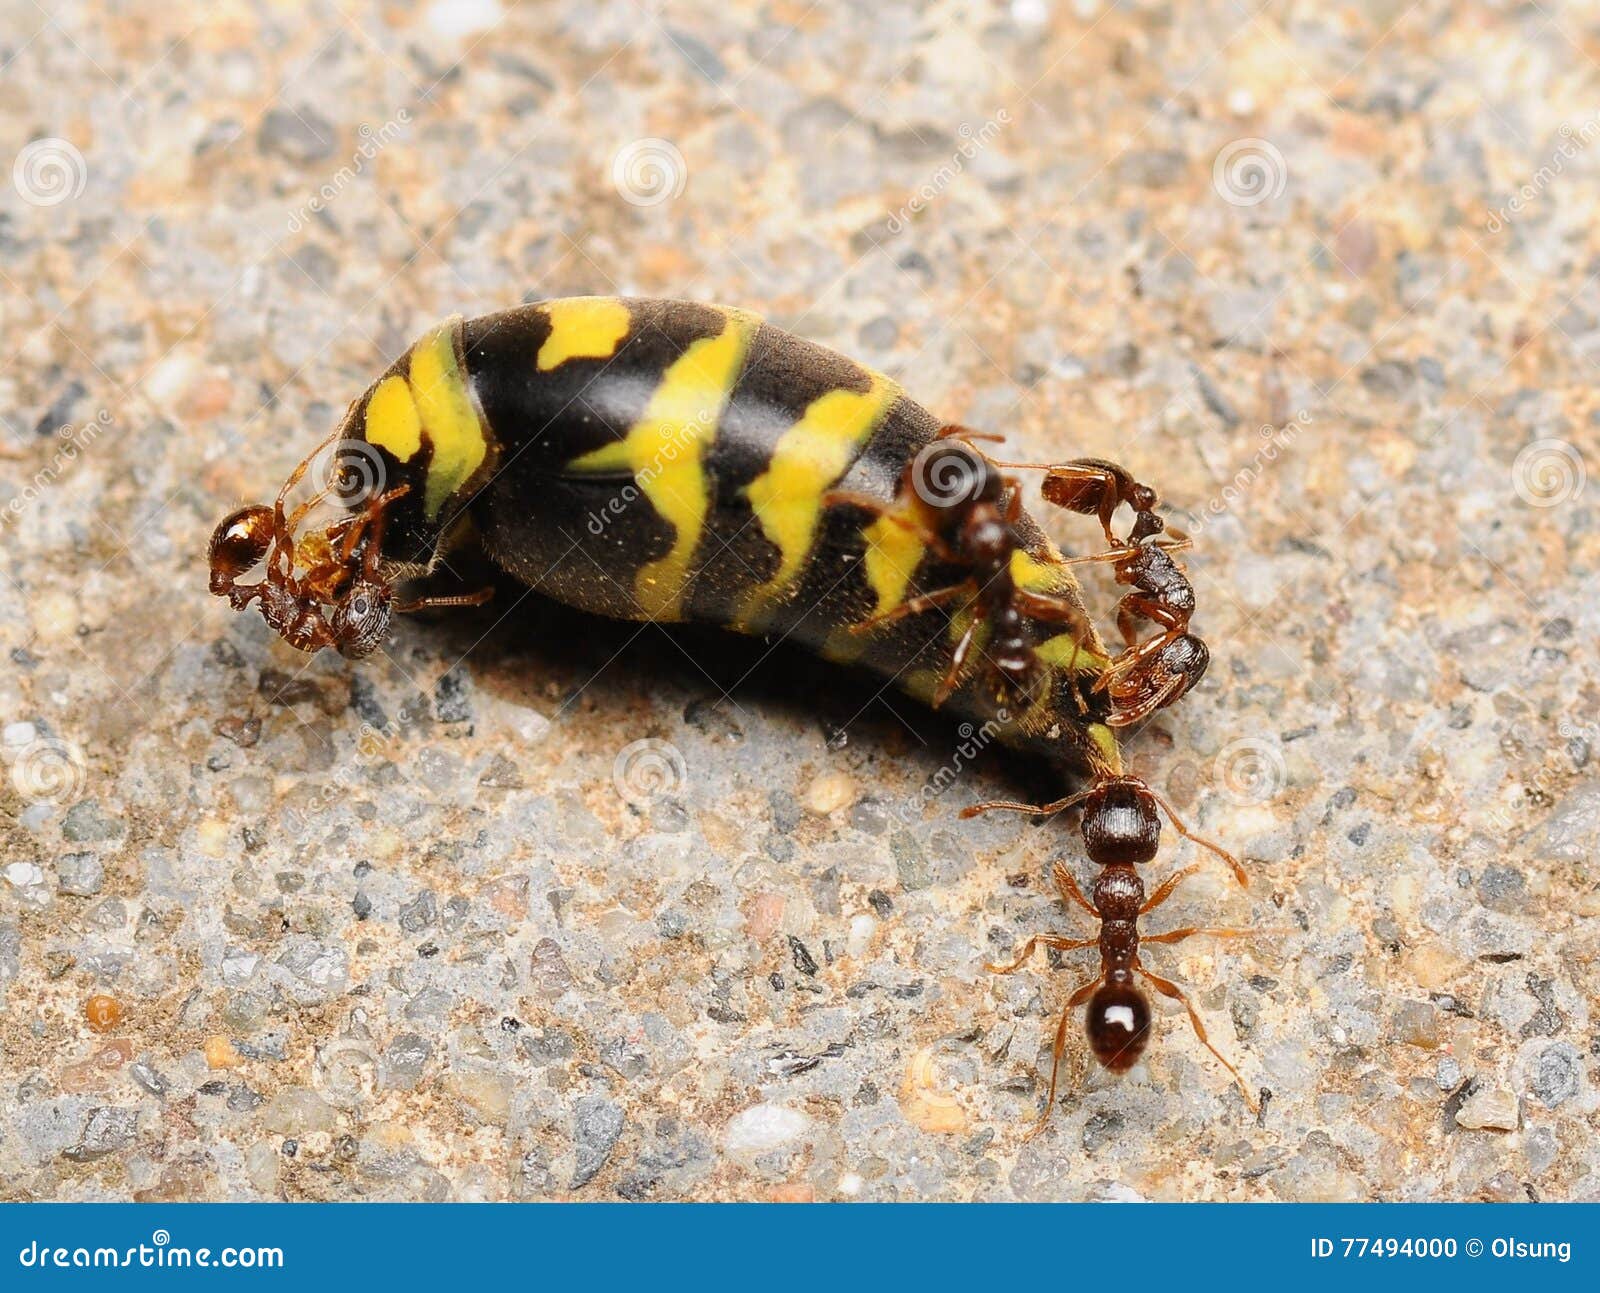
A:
[1034,632,1108,674]
[1010,547,1070,592]
[537,297,633,371]
[408,320,488,519]
[739,375,899,624]
[364,374,422,462]
[567,310,759,619]
[859,511,926,620]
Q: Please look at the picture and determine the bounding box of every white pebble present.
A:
[3,861,45,888]
[3,721,36,747]
[724,1102,811,1154]
[847,913,876,957]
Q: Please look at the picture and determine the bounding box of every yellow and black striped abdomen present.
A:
[351,297,1118,771]
[459,297,912,631]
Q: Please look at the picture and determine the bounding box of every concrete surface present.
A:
[0,0,1596,1200]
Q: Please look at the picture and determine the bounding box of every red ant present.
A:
[964,773,1260,1127]
[208,433,489,657]
[987,455,1170,549]
[1066,537,1208,728]
[826,434,1095,710]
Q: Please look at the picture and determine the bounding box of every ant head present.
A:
[1127,507,1166,544]
[1085,980,1151,1071]
[208,504,276,596]
[329,578,394,659]
[1080,776,1161,867]
[1127,481,1159,515]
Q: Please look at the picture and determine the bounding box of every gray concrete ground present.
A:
[0,0,1596,1200]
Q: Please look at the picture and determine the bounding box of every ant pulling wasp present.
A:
[208,430,490,658]
[964,773,1261,1127]
[1065,536,1208,728]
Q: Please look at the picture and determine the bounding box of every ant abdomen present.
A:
[1086,981,1151,1072]
[208,505,275,597]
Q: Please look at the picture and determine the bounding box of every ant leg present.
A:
[826,491,958,563]
[1010,587,1096,627]
[1025,975,1102,1138]
[1143,786,1248,888]
[937,423,1005,444]
[1104,671,1187,729]
[1141,926,1257,944]
[1139,863,1203,914]
[1137,966,1258,1113]
[933,616,979,709]
[1050,860,1097,918]
[986,933,1098,975]
[960,787,1094,821]
[394,588,495,615]
[852,581,973,634]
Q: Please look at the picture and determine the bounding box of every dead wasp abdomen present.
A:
[333,297,1119,767]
